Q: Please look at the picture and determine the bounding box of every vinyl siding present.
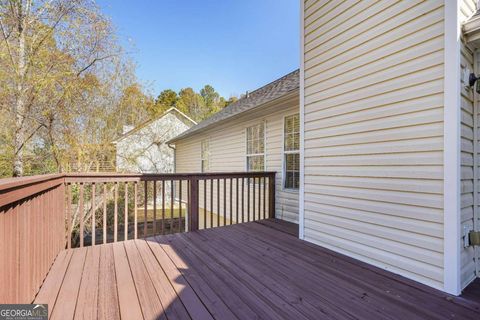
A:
[175,94,300,223]
[303,0,445,290]
[460,0,478,291]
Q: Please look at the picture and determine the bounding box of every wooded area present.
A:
[0,0,234,177]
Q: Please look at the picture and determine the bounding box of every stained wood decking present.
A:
[35,219,480,320]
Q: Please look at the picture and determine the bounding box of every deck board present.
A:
[125,240,167,320]
[112,242,144,320]
[51,247,87,320]
[74,246,101,319]
[135,240,191,320]
[96,244,120,320]
[147,238,214,320]
[35,219,480,320]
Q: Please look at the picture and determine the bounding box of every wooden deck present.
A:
[35,219,480,320]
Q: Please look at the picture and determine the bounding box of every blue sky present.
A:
[97,0,299,98]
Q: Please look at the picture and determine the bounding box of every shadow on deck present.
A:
[35,219,480,320]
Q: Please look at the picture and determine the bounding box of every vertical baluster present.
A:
[170,180,174,234]
[263,176,266,220]
[217,179,220,227]
[187,180,190,230]
[179,179,182,232]
[162,180,165,234]
[241,178,245,223]
[92,183,96,246]
[67,183,72,249]
[258,177,261,221]
[124,182,128,241]
[184,179,189,232]
[247,178,250,222]
[144,181,148,237]
[153,181,157,235]
[134,182,138,239]
[204,179,207,229]
[210,179,213,228]
[79,183,84,247]
[252,177,256,221]
[103,183,107,244]
[229,178,233,225]
[114,182,118,242]
[189,178,199,231]
[223,178,226,226]
[236,178,239,225]
[269,175,275,218]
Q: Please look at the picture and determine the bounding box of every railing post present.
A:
[268,173,276,219]
[188,177,199,231]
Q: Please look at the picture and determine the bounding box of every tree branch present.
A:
[76,53,119,77]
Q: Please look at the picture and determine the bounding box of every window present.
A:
[201,139,209,172]
[246,123,265,171]
[284,114,299,189]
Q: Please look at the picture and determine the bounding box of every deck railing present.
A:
[0,174,66,304]
[65,172,276,248]
[0,171,275,303]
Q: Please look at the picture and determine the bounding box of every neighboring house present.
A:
[169,70,300,222]
[301,0,480,295]
[114,107,196,173]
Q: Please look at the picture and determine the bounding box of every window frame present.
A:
[201,139,210,173]
[245,121,266,172]
[282,113,300,191]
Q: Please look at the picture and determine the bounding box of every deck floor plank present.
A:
[242,222,480,319]
[112,242,144,320]
[124,240,166,320]
[215,224,430,320]
[74,246,101,320]
[180,230,316,320]
[34,249,73,308]
[35,220,480,320]
[135,240,192,320]
[156,234,259,320]
[146,238,215,320]
[51,247,87,320]
[189,227,357,320]
[163,232,289,320]
[97,244,120,320]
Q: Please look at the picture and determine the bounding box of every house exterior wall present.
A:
[460,0,479,290]
[116,112,193,173]
[175,94,300,223]
[302,0,446,290]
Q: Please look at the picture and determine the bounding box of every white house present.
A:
[114,107,196,173]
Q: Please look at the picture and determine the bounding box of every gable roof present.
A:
[114,107,196,143]
[168,69,299,144]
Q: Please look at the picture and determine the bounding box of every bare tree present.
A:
[0,0,135,176]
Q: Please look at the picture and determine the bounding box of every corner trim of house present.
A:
[444,0,462,296]
[299,0,305,240]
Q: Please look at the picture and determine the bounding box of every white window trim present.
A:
[282,113,300,192]
[201,139,210,173]
[245,121,267,172]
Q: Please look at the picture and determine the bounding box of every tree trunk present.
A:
[12,2,28,177]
